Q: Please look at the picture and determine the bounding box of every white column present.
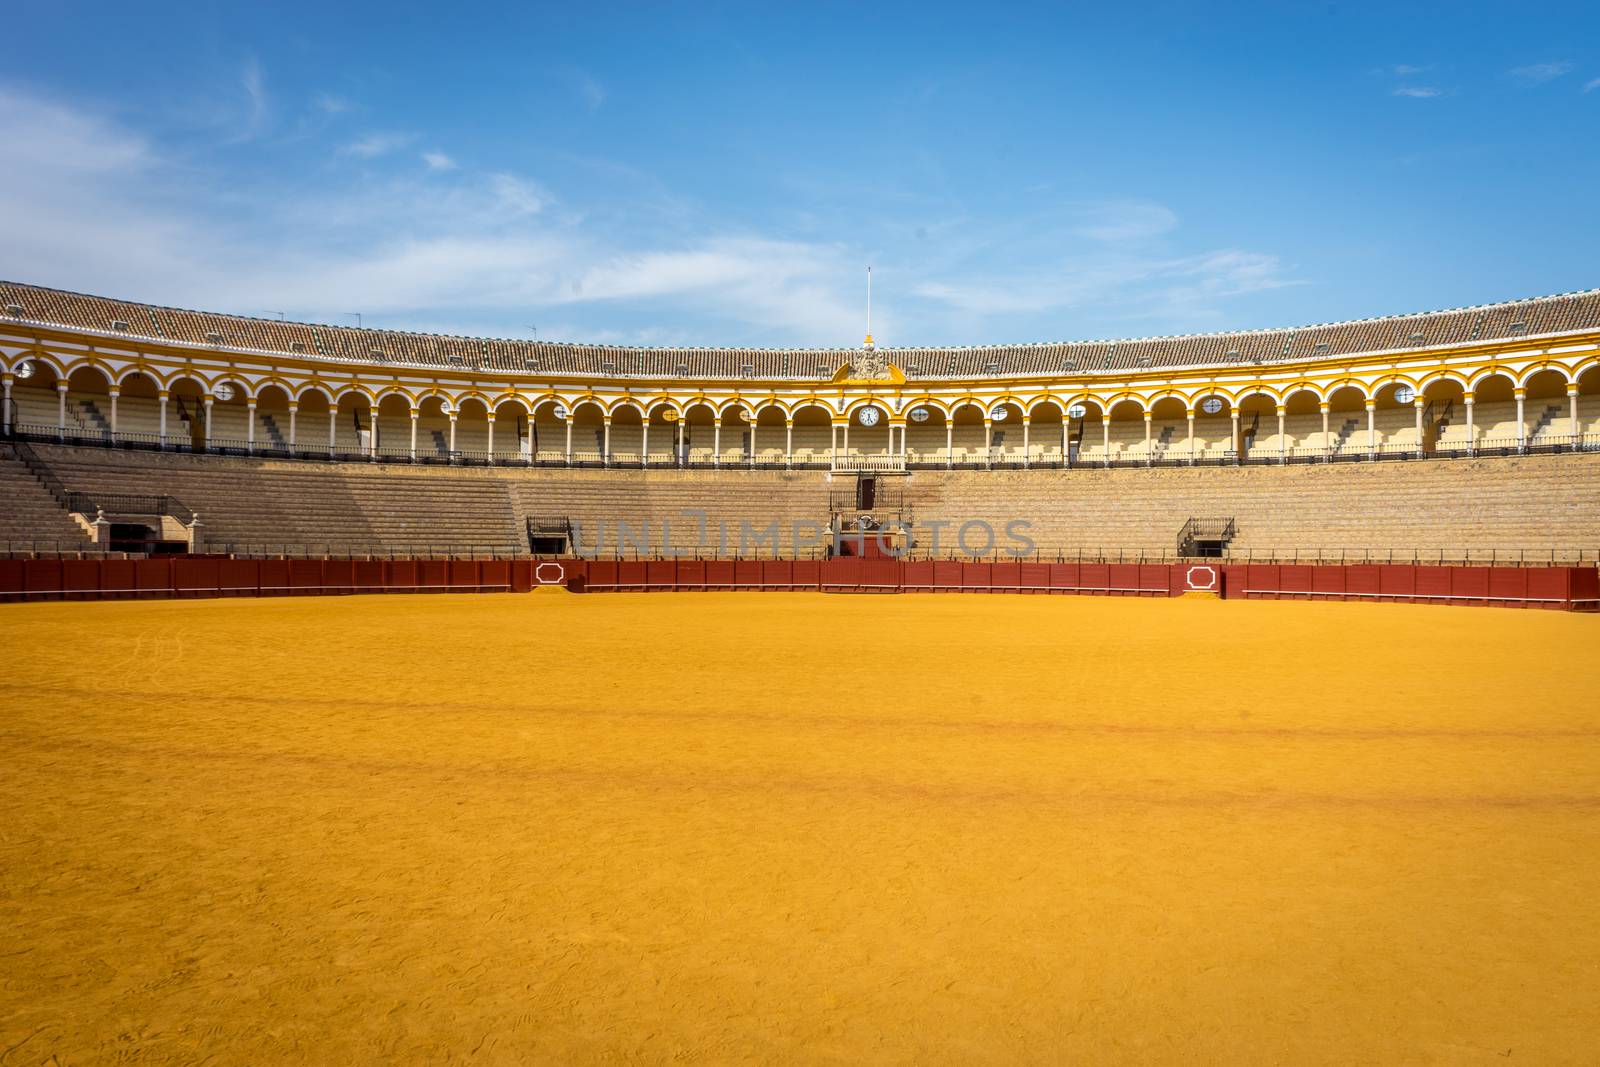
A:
[108,387,120,436]
[1,376,11,434]
[1413,398,1425,458]
[713,421,721,468]
[448,413,457,459]
[1230,409,1240,464]
[749,420,757,468]
[409,409,418,460]
[1060,417,1069,466]
[785,419,793,468]
[1365,401,1376,459]
[1570,386,1581,448]
[287,403,298,454]
[486,414,498,462]
[984,419,993,469]
[1143,413,1152,466]
[1515,389,1526,452]
[641,419,651,467]
[602,418,611,467]
[246,398,257,453]
[56,380,67,437]
[369,408,378,460]
[1464,395,1474,456]
[203,395,213,450]
[328,408,337,454]
[1187,410,1196,465]
[1101,416,1111,468]
[946,421,954,468]
[1022,418,1030,469]
[565,419,573,465]
[1277,405,1286,463]
[1319,403,1329,457]
[159,391,169,446]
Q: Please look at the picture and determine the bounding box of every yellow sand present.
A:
[3,593,1598,1065]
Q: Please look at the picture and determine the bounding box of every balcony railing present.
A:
[7,422,1600,470]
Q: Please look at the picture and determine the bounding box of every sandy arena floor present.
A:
[2,591,1598,1064]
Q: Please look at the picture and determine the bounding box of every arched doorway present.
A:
[1523,368,1570,450]
[1236,392,1275,463]
[790,404,831,467]
[1028,401,1065,468]
[255,384,293,454]
[1326,385,1369,459]
[64,366,114,442]
[1420,378,1467,455]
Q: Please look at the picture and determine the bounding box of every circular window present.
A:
[14,359,36,380]
[1066,403,1088,419]
[659,408,678,422]
[856,406,881,427]
[213,383,237,402]
[1200,397,1224,414]
[989,406,1009,422]
[1393,385,1416,404]
[909,406,931,423]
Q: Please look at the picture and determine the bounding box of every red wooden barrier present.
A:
[0,557,1593,610]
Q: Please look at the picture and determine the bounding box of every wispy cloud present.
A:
[340,132,416,158]
[0,85,1297,347]
[1073,201,1178,243]
[1393,86,1446,98]
[1585,77,1600,93]
[1391,64,1430,76]
[314,93,354,115]
[228,56,270,142]
[1508,61,1574,83]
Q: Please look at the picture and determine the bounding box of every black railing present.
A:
[6,422,1600,470]
[62,492,195,525]
[1,540,1596,566]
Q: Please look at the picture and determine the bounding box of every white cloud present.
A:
[1393,86,1445,98]
[231,56,270,142]
[1073,201,1179,243]
[1585,77,1600,93]
[1391,64,1429,76]
[340,132,416,158]
[315,93,354,115]
[422,151,457,171]
[0,85,1297,347]
[1508,61,1574,83]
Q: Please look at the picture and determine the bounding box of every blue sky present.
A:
[3,1,1597,347]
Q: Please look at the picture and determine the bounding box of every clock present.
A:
[857,406,881,426]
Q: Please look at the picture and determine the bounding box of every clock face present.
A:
[857,406,881,426]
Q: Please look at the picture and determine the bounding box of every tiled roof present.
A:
[3,281,1597,381]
